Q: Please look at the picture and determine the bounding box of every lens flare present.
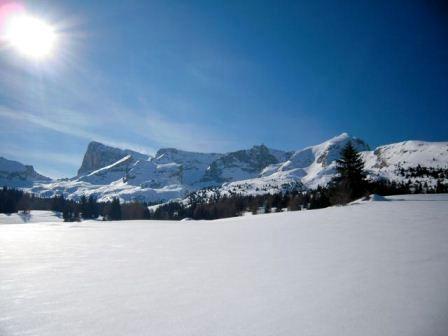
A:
[3,14,56,59]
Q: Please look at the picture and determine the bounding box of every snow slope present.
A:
[362,140,448,185]
[1,194,448,336]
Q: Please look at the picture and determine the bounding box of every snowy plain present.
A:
[1,194,448,336]
[0,210,63,224]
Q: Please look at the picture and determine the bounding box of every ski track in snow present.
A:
[1,194,448,336]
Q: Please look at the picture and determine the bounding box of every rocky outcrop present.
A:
[201,145,288,184]
[77,141,148,176]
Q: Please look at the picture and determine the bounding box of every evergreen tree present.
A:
[51,194,66,212]
[62,208,70,221]
[62,203,73,222]
[287,195,301,211]
[4,196,16,213]
[87,195,99,219]
[79,195,89,219]
[109,197,122,220]
[436,180,447,193]
[331,141,367,204]
[264,200,272,214]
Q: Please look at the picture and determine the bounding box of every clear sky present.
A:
[0,0,447,178]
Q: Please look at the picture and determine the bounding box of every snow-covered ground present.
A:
[0,210,63,224]
[1,194,448,336]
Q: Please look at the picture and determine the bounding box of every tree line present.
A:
[1,142,447,221]
[0,188,151,221]
[398,165,448,179]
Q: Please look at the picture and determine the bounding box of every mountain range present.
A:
[1,133,447,202]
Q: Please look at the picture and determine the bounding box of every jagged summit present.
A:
[201,144,289,184]
[77,141,149,176]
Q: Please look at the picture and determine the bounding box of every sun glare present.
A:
[3,14,56,60]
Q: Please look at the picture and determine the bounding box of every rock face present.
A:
[0,157,50,188]
[202,145,289,184]
[78,155,136,185]
[152,148,223,186]
[77,141,149,176]
[5,133,446,203]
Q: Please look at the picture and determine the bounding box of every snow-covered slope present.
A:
[362,140,448,185]
[1,194,447,336]
[264,133,368,187]
[0,157,50,188]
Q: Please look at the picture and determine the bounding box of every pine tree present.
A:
[79,195,89,219]
[264,200,272,214]
[87,195,99,219]
[4,197,16,214]
[109,197,122,220]
[51,194,66,212]
[331,141,367,204]
[436,180,446,193]
[62,203,73,222]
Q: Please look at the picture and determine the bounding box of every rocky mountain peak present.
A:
[77,141,148,176]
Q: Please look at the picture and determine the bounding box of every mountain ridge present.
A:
[0,157,51,188]
[2,133,447,202]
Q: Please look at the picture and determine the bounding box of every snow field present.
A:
[1,194,448,335]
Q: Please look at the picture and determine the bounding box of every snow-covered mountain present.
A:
[363,140,448,183]
[0,157,50,188]
[216,135,448,197]
[152,148,223,186]
[28,142,291,202]
[265,133,369,187]
[210,133,370,196]
[201,145,290,185]
[2,133,447,202]
[77,141,149,176]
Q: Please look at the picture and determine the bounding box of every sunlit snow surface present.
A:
[1,194,448,336]
[0,211,63,224]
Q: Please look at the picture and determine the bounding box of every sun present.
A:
[3,14,57,60]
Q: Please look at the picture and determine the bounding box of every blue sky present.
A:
[0,0,447,178]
